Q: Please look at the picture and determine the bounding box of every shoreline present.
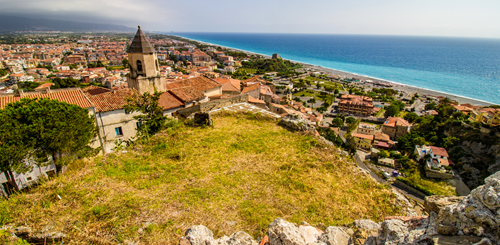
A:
[171,34,495,106]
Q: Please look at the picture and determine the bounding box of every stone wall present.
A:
[177,94,249,118]
[424,169,454,179]
[393,179,428,199]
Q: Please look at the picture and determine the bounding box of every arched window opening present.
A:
[137,60,143,73]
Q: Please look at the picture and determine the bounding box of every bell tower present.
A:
[126,26,166,94]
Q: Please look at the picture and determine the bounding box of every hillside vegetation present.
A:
[0,112,403,244]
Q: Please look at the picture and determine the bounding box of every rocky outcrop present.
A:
[435,171,500,242]
[278,114,316,133]
[424,195,464,214]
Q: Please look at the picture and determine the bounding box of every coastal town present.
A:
[1,27,500,200]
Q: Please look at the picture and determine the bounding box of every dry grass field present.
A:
[0,112,403,244]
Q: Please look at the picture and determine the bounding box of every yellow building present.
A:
[352,133,374,150]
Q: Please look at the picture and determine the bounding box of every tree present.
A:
[0,98,97,176]
[330,118,344,127]
[443,136,460,148]
[391,101,405,111]
[404,112,419,123]
[334,89,339,95]
[384,105,400,118]
[378,150,389,158]
[425,102,437,111]
[346,117,356,125]
[125,91,167,138]
[316,106,327,114]
[122,58,129,68]
[307,98,316,108]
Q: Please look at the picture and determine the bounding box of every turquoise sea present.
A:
[171,33,500,105]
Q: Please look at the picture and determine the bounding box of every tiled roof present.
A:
[169,87,205,103]
[384,117,410,127]
[159,92,184,110]
[86,88,139,112]
[248,95,266,104]
[81,85,112,96]
[0,88,94,109]
[242,83,259,94]
[353,133,374,140]
[184,76,221,92]
[374,132,390,142]
[430,146,449,158]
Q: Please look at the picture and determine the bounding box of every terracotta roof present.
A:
[127,26,155,54]
[248,95,266,104]
[159,92,184,110]
[214,78,241,92]
[86,88,139,112]
[81,85,112,96]
[384,117,410,127]
[430,146,449,158]
[34,83,54,90]
[169,86,205,103]
[374,132,390,142]
[242,83,260,94]
[184,76,221,92]
[353,133,374,140]
[339,94,374,107]
[0,88,94,109]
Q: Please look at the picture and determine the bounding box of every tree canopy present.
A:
[125,91,168,138]
[0,98,97,175]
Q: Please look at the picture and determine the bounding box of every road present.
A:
[353,151,425,204]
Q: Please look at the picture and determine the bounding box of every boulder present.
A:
[351,220,380,245]
[319,226,349,245]
[424,195,464,214]
[376,219,408,245]
[268,218,306,245]
[185,225,215,245]
[298,225,324,245]
[226,231,258,245]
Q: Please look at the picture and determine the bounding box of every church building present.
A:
[127,26,166,94]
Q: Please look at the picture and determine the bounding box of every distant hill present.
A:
[0,15,135,33]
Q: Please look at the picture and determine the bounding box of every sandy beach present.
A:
[178,36,495,106]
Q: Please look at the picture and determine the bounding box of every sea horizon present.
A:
[167,32,500,105]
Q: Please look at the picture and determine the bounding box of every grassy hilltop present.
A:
[0,112,403,244]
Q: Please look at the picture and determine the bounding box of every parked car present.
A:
[382,172,391,180]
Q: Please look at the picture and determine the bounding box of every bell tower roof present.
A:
[127,25,156,54]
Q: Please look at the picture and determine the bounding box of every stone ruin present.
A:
[179,170,500,245]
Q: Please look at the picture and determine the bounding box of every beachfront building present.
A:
[337,94,374,116]
[382,117,410,140]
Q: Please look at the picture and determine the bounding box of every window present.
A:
[136,121,142,129]
[137,60,143,72]
[115,127,123,136]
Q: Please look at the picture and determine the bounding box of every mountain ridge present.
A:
[0,15,135,33]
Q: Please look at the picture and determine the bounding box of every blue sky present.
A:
[1,0,499,38]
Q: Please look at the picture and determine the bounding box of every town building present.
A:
[357,123,375,135]
[337,94,374,116]
[382,117,410,140]
[352,133,373,150]
[415,145,454,179]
